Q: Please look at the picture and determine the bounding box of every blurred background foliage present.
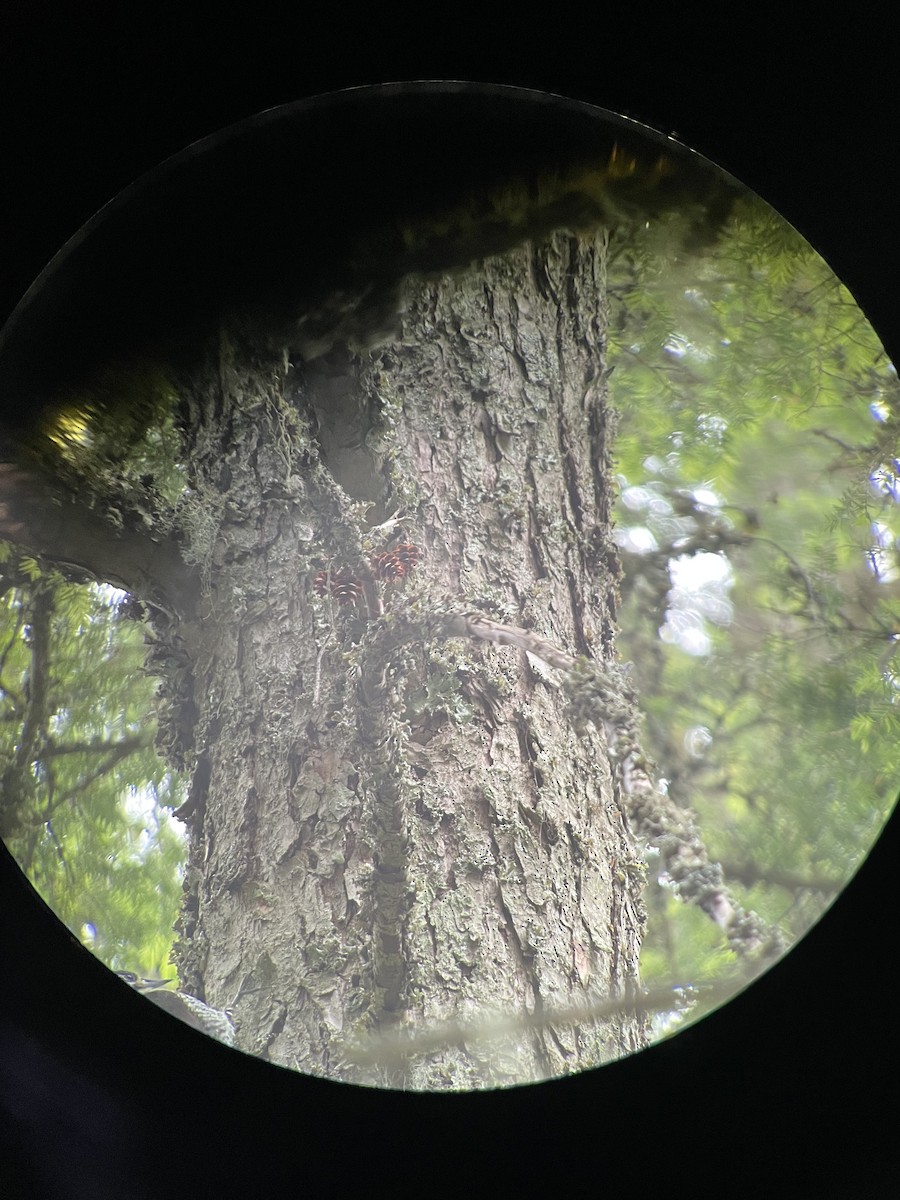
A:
[0,187,897,1012]
[607,192,900,996]
[0,554,185,978]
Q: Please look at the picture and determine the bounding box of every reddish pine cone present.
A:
[393,543,421,568]
[313,566,363,605]
[371,542,421,581]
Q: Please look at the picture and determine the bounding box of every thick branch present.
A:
[718,858,842,896]
[0,579,53,837]
[12,581,53,775]
[345,978,737,1070]
[0,460,195,606]
[43,732,152,759]
[65,739,150,801]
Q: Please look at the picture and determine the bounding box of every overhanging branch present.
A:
[0,460,195,606]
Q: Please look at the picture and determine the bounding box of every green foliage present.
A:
[0,401,189,983]
[0,558,186,974]
[608,191,899,990]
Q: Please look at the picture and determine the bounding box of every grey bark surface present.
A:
[167,230,647,1088]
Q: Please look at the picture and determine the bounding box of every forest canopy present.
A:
[607,195,900,992]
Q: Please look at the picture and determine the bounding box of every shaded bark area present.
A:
[0,460,192,603]
[168,231,647,1088]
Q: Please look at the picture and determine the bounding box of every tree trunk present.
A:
[166,229,647,1089]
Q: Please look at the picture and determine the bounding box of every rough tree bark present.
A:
[160,228,648,1089]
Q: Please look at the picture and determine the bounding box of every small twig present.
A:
[312,633,334,707]
[433,610,576,671]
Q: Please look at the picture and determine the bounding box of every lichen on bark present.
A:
[158,228,647,1089]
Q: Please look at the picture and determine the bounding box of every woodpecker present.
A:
[117,971,236,1047]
